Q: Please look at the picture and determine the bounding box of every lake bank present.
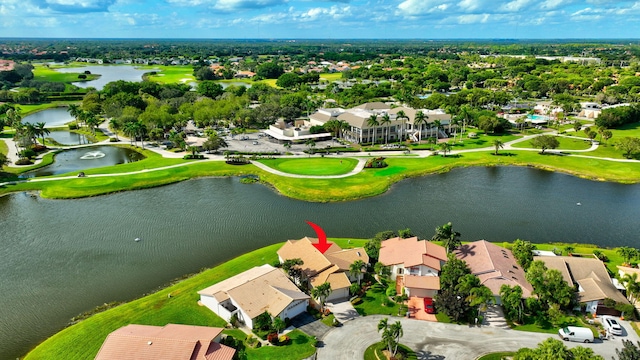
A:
[3,149,640,202]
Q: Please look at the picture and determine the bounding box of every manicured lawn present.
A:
[319,73,342,82]
[354,281,401,317]
[244,330,315,360]
[257,157,359,175]
[140,65,195,84]
[364,342,417,360]
[16,103,71,116]
[32,65,100,83]
[513,315,598,336]
[511,136,593,150]
[447,133,520,151]
[24,243,282,360]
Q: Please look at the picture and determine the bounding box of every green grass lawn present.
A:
[32,65,99,83]
[23,243,281,360]
[511,136,593,150]
[16,103,72,116]
[5,148,640,201]
[319,73,342,82]
[512,315,598,337]
[257,157,358,175]
[140,65,195,84]
[364,342,417,360]
[354,281,401,317]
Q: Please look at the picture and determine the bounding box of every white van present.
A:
[558,326,594,343]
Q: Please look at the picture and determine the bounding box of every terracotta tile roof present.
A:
[379,237,447,269]
[404,275,440,290]
[198,265,309,320]
[455,240,533,297]
[95,324,234,360]
[536,256,628,304]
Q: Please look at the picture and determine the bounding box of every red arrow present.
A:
[306,220,332,254]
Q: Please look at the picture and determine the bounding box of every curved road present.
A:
[317,315,636,360]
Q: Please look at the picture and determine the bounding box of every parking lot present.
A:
[218,132,347,154]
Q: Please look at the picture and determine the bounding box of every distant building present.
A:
[0,59,15,72]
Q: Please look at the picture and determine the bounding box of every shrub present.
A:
[15,158,33,165]
[386,287,397,297]
[68,122,79,130]
[267,332,279,344]
[109,137,119,142]
[278,335,291,345]
[351,297,363,305]
[183,154,205,160]
[77,74,87,79]
[616,303,637,320]
[20,148,36,158]
[365,157,388,168]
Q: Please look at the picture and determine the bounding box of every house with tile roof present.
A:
[537,256,629,314]
[277,237,369,302]
[455,240,534,303]
[198,264,309,329]
[379,236,447,298]
[95,323,235,360]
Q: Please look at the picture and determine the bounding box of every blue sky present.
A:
[1,0,640,39]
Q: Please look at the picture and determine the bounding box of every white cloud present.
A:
[214,0,287,11]
[500,0,534,12]
[397,0,452,16]
[456,13,491,23]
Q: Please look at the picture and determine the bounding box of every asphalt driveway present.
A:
[317,315,639,360]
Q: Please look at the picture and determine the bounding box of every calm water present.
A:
[48,131,93,146]
[54,65,151,90]
[218,81,252,89]
[22,108,73,128]
[2,166,640,359]
[19,146,144,178]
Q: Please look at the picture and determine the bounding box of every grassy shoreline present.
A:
[23,238,623,360]
[2,150,640,201]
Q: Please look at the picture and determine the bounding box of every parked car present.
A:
[558,326,594,343]
[602,315,623,336]
[424,297,435,314]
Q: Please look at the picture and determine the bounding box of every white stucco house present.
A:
[198,264,309,329]
[378,237,447,298]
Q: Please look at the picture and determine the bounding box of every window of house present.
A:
[397,268,404,274]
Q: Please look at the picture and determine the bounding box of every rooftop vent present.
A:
[148,341,153,345]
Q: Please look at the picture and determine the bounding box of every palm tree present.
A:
[414,111,428,143]
[433,119,443,140]
[84,112,101,135]
[621,273,640,305]
[305,139,316,156]
[35,122,50,145]
[492,139,504,155]
[438,142,451,157]
[311,282,331,313]
[458,104,472,140]
[283,142,292,153]
[110,118,121,141]
[367,114,379,146]
[617,247,640,266]
[67,104,81,125]
[395,110,408,143]
[380,113,391,144]
[349,260,366,285]
[432,222,461,253]
[123,122,138,145]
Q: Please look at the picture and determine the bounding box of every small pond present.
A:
[22,108,73,128]
[20,145,144,178]
[47,131,93,146]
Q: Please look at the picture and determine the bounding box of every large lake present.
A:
[3,166,640,359]
[54,65,151,90]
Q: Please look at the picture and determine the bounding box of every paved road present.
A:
[317,315,638,360]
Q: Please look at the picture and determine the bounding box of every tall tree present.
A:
[349,259,366,285]
[35,122,50,145]
[414,110,427,143]
[432,222,461,253]
[617,247,640,266]
[380,113,391,144]
[511,239,536,270]
[395,110,408,143]
[311,282,331,312]
[500,285,524,323]
[492,139,504,155]
[367,114,379,146]
[616,339,640,360]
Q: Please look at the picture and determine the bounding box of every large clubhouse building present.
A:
[308,102,452,144]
